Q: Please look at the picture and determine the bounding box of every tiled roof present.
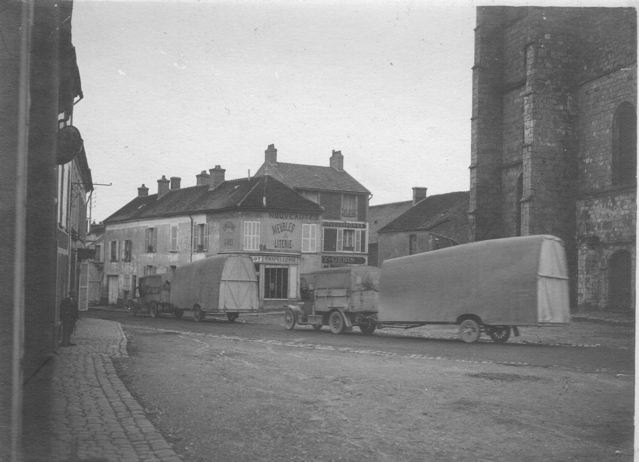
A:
[378,191,470,244]
[368,200,413,243]
[255,162,370,194]
[104,175,323,224]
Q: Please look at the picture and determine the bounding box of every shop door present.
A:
[264,266,288,299]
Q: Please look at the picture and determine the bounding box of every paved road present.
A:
[88,309,634,375]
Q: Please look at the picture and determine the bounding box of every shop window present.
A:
[243,221,260,250]
[608,250,632,310]
[264,267,289,299]
[302,224,317,252]
[612,102,637,186]
[123,240,132,262]
[194,223,208,252]
[145,227,157,253]
[342,194,357,217]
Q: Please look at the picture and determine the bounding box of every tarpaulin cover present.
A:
[170,254,258,312]
[378,235,570,326]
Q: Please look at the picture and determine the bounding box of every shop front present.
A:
[250,253,301,309]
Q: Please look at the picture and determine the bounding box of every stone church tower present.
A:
[469,7,636,312]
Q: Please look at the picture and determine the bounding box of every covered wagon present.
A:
[170,254,259,322]
[378,235,571,343]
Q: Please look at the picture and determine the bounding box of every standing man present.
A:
[60,291,79,346]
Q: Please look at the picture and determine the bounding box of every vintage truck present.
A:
[285,235,571,343]
[130,254,259,322]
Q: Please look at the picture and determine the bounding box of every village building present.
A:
[367,187,426,266]
[377,191,470,265]
[470,7,636,312]
[103,170,322,308]
[255,144,371,268]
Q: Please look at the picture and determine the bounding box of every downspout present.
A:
[189,214,194,263]
[12,2,34,460]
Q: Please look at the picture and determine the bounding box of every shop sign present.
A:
[251,255,299,265]
[322,221,366,229]
[321,255,367,265]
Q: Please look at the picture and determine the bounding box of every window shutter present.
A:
[152,229,157,252]
[144,230,149,252]
[204,224,209,251]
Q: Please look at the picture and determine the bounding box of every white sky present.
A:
[73,0,627,222]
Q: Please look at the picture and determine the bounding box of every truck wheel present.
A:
[226,313,239,322]
[486,326,511,343]
[150,302,159,318]
[192,306,204,323]
[459,319,481,343]
[359,320,376,335]
[284,309,297,330]
[328,310,345,335]
[174,309,184,320]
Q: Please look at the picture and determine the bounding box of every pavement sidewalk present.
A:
[22,318,183,462]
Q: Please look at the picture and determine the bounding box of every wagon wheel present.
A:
[192,306,204,323]
[284,309,297,330]
[459,319,481,343]
[359,319,376,335]
[227,312,239,322]
[150,302,159,318]
[328,310,346,335]
[174,309,184,320]
[485,326,511,343]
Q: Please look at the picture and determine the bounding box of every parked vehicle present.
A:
[170,254,259,322]
[284,266,380,334]
[130,254,259,322]
[285,235,571,343]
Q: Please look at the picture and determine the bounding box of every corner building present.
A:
[470,7,636,312]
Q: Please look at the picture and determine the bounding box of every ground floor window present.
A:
[264,266,288,299]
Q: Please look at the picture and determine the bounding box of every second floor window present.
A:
[123,240,132,262]
[194,223,208,252]
[110,240,118,262]
[170,225,178,252]
[302,224,317,252]
[322,227,366,253]
[145,227,157,253]
[243,221,260,250]
[342,194,357,217]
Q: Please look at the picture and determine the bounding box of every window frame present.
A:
[301,223,318,253]
[243,221,261,251]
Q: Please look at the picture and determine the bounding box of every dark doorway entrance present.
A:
[608,250,633,311]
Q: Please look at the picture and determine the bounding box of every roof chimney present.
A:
[157,175,170,199]
[137,184,149,197]
[196,170,210,186]
[170,176,181,190]
[330,150,344,171]
[412,187,427,205]
[265,144,277,163]
[209,165,226,190]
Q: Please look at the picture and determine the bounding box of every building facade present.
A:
[470,7,636,312]
[377,191,470,265]
[255,144,371,269]
[103,171,323,308]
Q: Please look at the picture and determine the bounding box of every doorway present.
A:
[107,275,119,305]
[608,250,632,310]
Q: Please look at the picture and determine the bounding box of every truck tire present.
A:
[328,310,346,335]
[192,306,204,323]
[459,318,481,343]
[485,325,511,343]
[150,302,159,318]
[284,309,297,330]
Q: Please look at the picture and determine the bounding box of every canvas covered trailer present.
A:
[170,254,259,322]
[378,235,571,343]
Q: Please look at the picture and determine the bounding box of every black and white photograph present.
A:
[1,0,635,461]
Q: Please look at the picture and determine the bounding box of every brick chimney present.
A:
[137,184,149,197]
[157,175,170,198]
[265,144,277,163]
[170,176,181,190]
[330,150,344,170]
[209,165,226,190]
[196,170,210,186]
[412,187,427,205]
